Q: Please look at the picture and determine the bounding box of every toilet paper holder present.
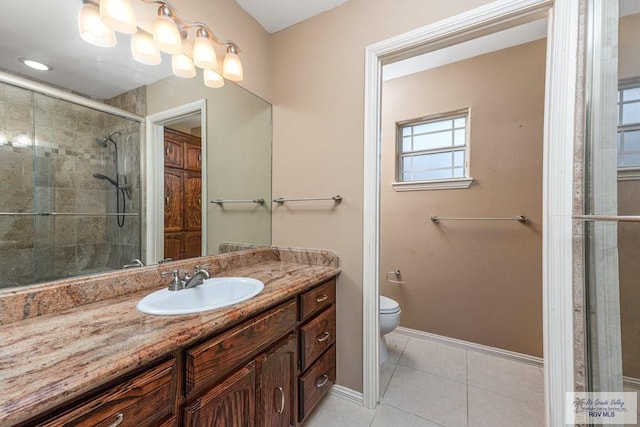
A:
[387,269,404,284]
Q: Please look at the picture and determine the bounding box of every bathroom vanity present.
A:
[0,247,339,427]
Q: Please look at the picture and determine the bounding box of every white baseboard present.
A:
[329,384,364,405]
[624,376,640,389]
[395,326,544,368]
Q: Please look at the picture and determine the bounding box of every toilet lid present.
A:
[380,295,400,314]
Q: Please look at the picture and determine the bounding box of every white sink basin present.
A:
[136,277,265,315]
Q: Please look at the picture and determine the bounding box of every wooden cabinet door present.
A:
[184,171,202,230]
[257,335,297,427]
[184,231,202,259]
[184,143,202,172]
[164,169,183,232]
[164,233,184,261]
[164,137,183,168]
[184,362,256,427]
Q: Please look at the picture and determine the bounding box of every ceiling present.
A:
[235,0,349,33]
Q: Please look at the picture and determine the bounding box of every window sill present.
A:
[618,168,640,181]
[392,177,474,191]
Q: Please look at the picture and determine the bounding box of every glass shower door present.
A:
[579,0,640,424]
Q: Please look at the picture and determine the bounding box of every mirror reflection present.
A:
[0,11,272,290]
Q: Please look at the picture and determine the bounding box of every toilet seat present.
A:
[380,295,400,314]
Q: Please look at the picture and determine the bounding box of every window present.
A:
[618,83,640,169]
[394,110,473,191]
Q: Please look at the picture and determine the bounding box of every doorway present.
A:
[363,1,580,425]
[145,100,207,265]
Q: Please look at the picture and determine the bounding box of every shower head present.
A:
[95,130,122,148]
[92,173,118,188]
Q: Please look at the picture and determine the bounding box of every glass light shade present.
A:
[152,15,183,54]
[222,50,243,81]
[193,35,217,70]
[131,31,161,65]
[99,0,137,34]
[203,69,224,88]
[78,2,117,47]
[172,53,196,78]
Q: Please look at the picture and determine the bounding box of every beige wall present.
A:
[146,73,272,254]
[380,40,546,357]
[270,0,494,392]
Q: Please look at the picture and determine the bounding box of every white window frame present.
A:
[617,79,640,180]
[392,109,474,191]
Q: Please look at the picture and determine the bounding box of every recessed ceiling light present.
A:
[19,58,52,71]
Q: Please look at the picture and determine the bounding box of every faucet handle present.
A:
[194,263,211,272]
[161,270,183,291]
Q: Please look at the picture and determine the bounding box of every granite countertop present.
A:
[0,256,339,426]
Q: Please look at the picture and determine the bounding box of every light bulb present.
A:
[99,0,137,34]
[203,69,224,88]
[152,5,183,54]
[78,2,117,47]
[222,45,243,81]
[193,28,218,70]
[131,31,161,65]
[172,53,196,78]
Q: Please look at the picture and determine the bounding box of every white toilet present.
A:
[379,295,401,364]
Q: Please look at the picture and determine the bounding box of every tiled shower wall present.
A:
[0,81,141,288]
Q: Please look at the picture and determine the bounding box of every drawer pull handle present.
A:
[315,294,329,303]
[275,386,285,414]
[317,331,331,342]
[108,413,124,427]
[315,374,329,388]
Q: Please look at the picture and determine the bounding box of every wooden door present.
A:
[184,231,201,259]
[184,362,256,427]
[184,143,202,171]
[257,335,297,427]
[184,171,202,230]
[164,169,183,232]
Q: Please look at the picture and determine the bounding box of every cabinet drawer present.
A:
[299,279,335,321]
[40,358,175,427]
[298,345,336,423]
[300,305,336,372]
[185,300,297,396]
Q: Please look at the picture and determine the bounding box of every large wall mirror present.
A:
[0,1,272,289]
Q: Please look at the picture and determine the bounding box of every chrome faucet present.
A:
[161,264,211,291]
[183,264,211,289]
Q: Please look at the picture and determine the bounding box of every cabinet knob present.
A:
[315,374,329,388]
[274,386,285,414]
[107,413,124,427]
[316,331,331,342]
[165,147,170,156]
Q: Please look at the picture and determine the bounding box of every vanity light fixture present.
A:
[131,30,161,65]
[99,0,137,34]
[78,0,117,47]
[203,69,224,88]
[19,58,52,72]
[222,45,243,81]
[152,4,183,54]
[77,0,244,87]
[172,53,196,78]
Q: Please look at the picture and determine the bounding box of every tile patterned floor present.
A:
[304,332,545,427]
